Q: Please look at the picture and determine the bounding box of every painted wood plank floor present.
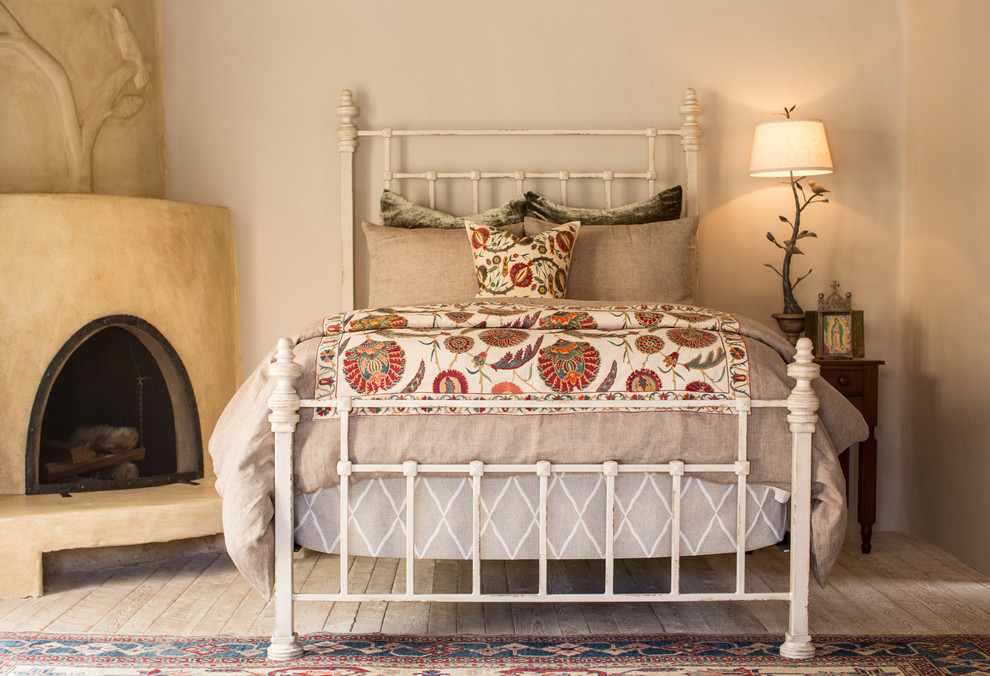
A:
[2,531,989,636]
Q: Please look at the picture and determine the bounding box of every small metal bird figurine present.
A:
[808,180,830,196]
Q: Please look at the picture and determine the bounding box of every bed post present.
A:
[780,337,820,659]
[338,89,359,312]
[267,338,304,660]
[679,88,702,305]
[679,88,702,219]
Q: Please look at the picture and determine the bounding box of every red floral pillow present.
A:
[465,220,580,298]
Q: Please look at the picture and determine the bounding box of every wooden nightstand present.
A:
[814,358,884,554]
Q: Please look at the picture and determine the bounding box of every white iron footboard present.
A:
[266,337,821,661]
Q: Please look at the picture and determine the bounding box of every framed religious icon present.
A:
[805,281,865,359]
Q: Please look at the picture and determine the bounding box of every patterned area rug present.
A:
[1,633,989,675]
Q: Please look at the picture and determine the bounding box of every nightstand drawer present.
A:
[819,367,864,395]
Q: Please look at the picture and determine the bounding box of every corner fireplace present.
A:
[26,315,203,495]
[0,193,241,598]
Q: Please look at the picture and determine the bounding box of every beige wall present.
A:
[900,0,990,573]
[164,1,990,566]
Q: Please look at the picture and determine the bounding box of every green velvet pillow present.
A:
[523,185,683,225]
[380,190,527,229]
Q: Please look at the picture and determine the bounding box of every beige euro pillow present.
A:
[362,221,526,308]
[523,216,699,304]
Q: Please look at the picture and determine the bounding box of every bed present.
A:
[208,88,868,661]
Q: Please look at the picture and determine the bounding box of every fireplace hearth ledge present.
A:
[0,477,222,598]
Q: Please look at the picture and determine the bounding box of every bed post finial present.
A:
[268,337,302,432]
[337,89,360,153]
[679,88,702,152]
[786,337,820,433]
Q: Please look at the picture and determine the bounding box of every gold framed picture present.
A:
[805,310,865,359]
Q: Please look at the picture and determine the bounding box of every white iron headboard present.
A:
[336,88,702,311]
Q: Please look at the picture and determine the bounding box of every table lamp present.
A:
[749,110,833,344]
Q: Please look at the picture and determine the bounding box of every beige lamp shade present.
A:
[749,119,833,177]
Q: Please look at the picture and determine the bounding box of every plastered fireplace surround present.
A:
[0,194,241,597]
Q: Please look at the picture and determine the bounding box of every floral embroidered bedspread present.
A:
[314,303,750,417]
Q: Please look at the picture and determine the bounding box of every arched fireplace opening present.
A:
[26,315,203,495]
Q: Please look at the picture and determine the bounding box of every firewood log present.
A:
[68,425,139,451]
[41,438,98,463]
[111,462,140,481]
[43,447,146,482]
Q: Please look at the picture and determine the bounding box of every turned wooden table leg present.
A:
[858,432,877,554]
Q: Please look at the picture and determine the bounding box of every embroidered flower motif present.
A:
[634,311,663,327]
[553,267,568,295]
[666,327,718,349]
[471,351,489,370]
[479,328,529,348]
[729,345,746,361]
[444,335,475,353]
[469,227,490,250]
[537,340,601,392]
[342,339,405,394]
[491,381,523,395]
[626,369,661,392]
[433,369,469,394]
[635,334,665,354]
[663,351,680,368]
[348,313,409,332]
[445,311,473,323]
[670,311,713,324]
[685,381,715,393]
[538,311,596,330]
[509,262,533,288]
[555,228,576,253]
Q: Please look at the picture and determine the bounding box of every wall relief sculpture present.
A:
[0,0,165,196]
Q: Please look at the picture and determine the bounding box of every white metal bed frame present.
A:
[266,88,821,661]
